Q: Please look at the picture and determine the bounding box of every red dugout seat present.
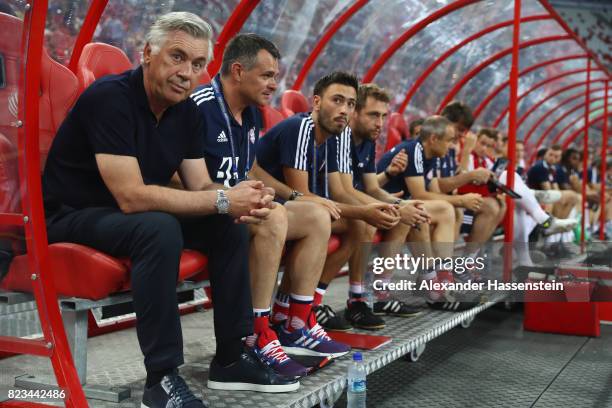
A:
[76,42,132,92]
[259,105,287,132]
[281,90,309,117]
[199,70,211,85]
[385,127,402,151]
[0,13,21,142]
[2,244,207,300]
[39,47,80,170]
[385,112,409,151]
[0,133,19,216]
[388,112,409,140]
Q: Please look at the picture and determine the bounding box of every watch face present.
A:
[218,198,229,213]
[216,191,230,213]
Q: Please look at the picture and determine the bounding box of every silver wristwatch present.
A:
[215,189,230,214]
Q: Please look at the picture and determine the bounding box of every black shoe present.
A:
[142,372,206,408]
[207,347,299,393]
[344,301,385,330]
[313,304,352,331]
[426,300,478,312]
[373,299,421,317]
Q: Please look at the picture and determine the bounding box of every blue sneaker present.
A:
[142,372,206,408]
[252,329,308,378]
[276,322,350,358]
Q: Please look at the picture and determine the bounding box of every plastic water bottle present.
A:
[347,352,366,407]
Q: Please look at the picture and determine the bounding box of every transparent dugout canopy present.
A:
[2,0,609,160]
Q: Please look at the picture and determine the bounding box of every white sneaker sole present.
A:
[207,380,299,393]
[543,224,576,236]
[282,346,350,359]
[527,272,547,280]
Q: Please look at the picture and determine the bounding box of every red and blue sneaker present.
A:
[251,329,308,379]
[275,320,350,359]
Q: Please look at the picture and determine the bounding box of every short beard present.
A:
[317,115,343,136]
[351,124,367,139]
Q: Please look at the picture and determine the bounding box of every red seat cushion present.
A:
[1,243,208,300]
[2,243,127,300]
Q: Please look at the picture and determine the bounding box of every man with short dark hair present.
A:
[528,145,580,219]
[257,72,401,331]
[42,13,294,408]
[558,148,584,193]
[408,118,424,139]
[441,101,474,136]
[332,83,431,320]
[191,33,336,378]
[528,145,562,190]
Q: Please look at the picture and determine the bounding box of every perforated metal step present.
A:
[1,280,500,407]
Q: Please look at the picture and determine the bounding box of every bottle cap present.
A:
[353,352,362,361]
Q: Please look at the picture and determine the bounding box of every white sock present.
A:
[513,208,535,267]
[349,282,363,295]
[500,171,549,224]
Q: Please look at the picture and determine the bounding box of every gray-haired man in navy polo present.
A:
[42,12,295,408]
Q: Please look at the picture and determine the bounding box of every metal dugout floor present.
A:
[1,280,611,408]
[335,306,612,408]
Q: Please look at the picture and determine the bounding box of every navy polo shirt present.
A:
[256,113,339,198]
[42,66,205,211]
[527,160,557,189]
[376,139,436,198]
[432,148,456,182]
[437,148,457,178]
[335,126,376,192]
[190,75,262,187]
[555,164,572,187]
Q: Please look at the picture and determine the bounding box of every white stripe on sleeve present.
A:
[414,144,424,174]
